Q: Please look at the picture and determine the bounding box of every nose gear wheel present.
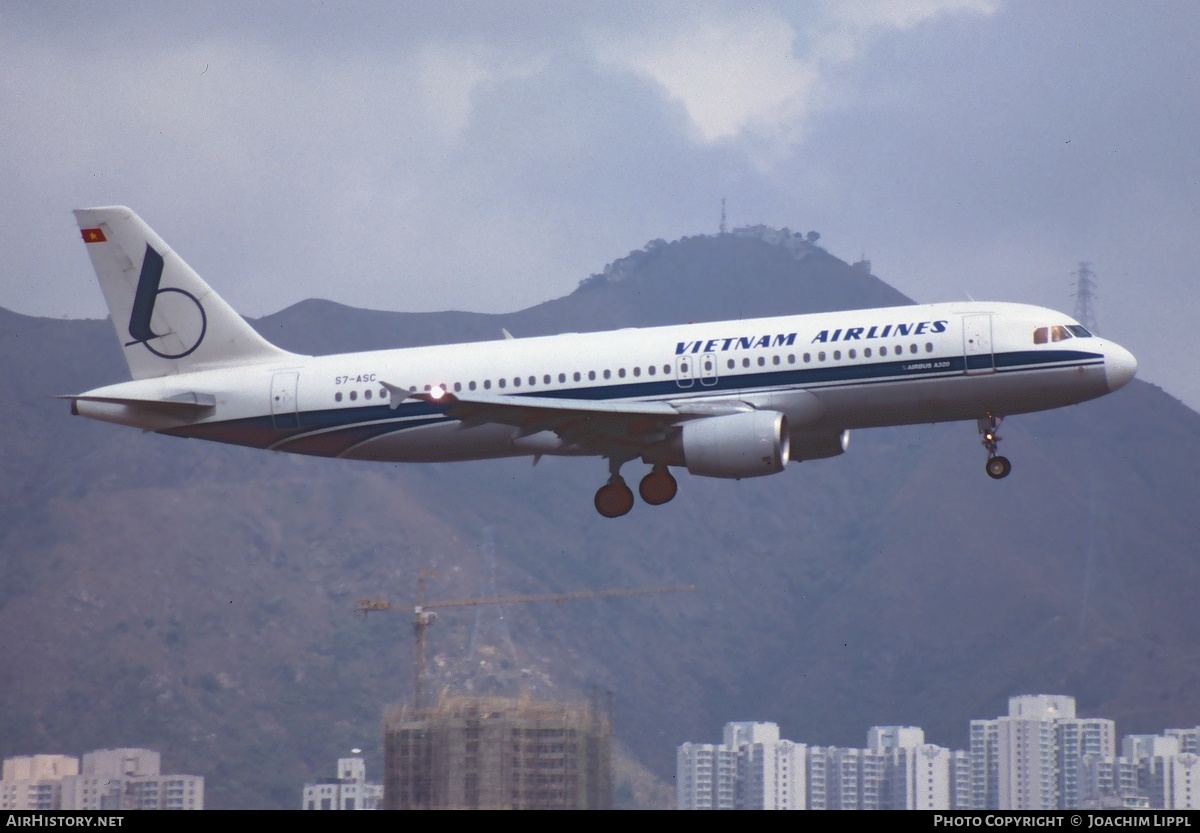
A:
[978,414,1012,479]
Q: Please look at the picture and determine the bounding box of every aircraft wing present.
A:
[381,382,749,453]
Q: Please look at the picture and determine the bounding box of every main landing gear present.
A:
[639,465,678,505]
[978,414,1012,479]
[594,460,678,517]
[594,475,634,518]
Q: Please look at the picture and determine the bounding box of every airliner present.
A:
[67,206,1137,517]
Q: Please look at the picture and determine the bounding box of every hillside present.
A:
[1,231,1197,808]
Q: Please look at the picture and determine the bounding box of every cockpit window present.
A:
[1067,325,1092,337]
[1034,325,1076,344]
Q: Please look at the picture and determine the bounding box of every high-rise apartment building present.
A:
[676,743,736,809]
[1058,717,1116,808]
[677,722,804,810]
[384,695,611,810]
[303,755,383,810]
[0,756,79,810]
[3,749,202,811]
[1165,728,1200,755]
[971,695,1076,810]
[869,726,954,810]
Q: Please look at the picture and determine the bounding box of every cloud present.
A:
[597,1,998,153]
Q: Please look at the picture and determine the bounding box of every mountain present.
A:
[1,230,1197,809]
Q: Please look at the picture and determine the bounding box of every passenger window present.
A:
[757,356,765,366]
[772,355,780,365]
[423,384,431,391]
[543,375,550,385]
[512,377,520,387]
[618,368,626,378]
[743,358,750,368]
[573,372,581,382]
[663,365,671,374]
[833,350,841,360]
[454,382,462,392]
[727,359,735,369]
[788,354,795,364]
[925,343,933,353]
[648,365,656,376]
[484,380,491,390]
[894,345,902,355]
[864,348,872,358]
[558,373,566,383]
[910,344,918,354]
[633,367,641,377]
[1033,327,1048,344]
[848,349,856,359]
[880,346,887,356]
[679,363,688,374]
[335,392,343,402]
[499,378,507,388]
[380,388,388,398]
[603,369,611,379]
[588,371,596,381]
[703,360,712,372]
[818,352,826,361]
[804,353,811,363]
[364,389,372,400]
[529,376,536,386]
[469,381,477,391]
[349,391,358,401]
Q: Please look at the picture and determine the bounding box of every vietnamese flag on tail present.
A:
[81,228,106,243]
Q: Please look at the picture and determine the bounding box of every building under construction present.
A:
[383,693,611,810]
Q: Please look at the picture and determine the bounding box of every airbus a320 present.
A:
[67,207,1137,517]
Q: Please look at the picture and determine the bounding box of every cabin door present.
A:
[962,315,995,374]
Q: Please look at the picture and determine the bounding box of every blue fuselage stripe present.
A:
[164,348,1104,451]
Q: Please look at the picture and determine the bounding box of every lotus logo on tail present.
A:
[125,244,207,359]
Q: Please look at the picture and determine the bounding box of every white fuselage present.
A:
[74,300,1136,466]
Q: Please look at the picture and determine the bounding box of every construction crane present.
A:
[356,569,695,709]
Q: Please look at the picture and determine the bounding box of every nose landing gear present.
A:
[978,415,1011,479]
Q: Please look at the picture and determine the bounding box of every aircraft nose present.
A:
[1105,343,1138,391]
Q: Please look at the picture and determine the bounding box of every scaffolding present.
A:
[383,693,612,810]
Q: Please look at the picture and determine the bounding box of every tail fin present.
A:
[74,206,295,380]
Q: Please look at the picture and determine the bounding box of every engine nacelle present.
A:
[681,410,790,479]
[788,429,849,461]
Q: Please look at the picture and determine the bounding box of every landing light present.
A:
[429,385,445,400]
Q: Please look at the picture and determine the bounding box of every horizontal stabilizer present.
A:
[60,392,216,414]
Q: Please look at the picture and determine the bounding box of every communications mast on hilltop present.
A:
[1072,262,1098,332]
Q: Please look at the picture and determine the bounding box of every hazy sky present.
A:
[3,1,1197,409]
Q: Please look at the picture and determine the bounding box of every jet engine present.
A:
[788,429,850,461]
[681,410,789,479]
